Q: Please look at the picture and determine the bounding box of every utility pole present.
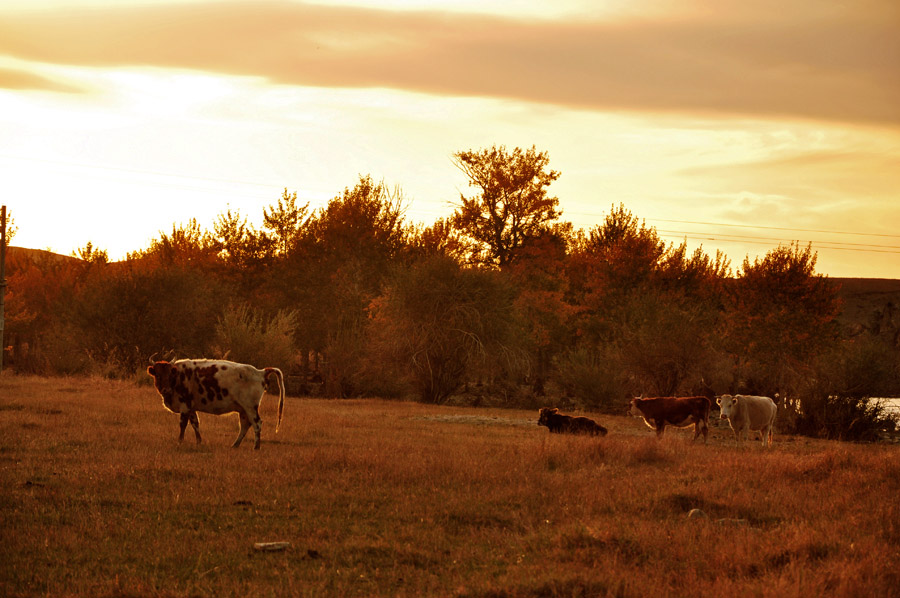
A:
[0,205,6,374]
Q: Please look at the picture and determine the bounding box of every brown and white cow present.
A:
[538,407,608,436]
[629,396,710,442]
[147,359,285,450]
[717,394,777,447]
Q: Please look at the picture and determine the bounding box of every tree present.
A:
[69,263,225,372]
[726,242,841,394]
[451,145,561,268]
[567,205,671,345]
[504,222,575,395]
[143,219,218,268]
[2,208,16,247]
[564,204,730,402]
[74,242,108,265]
[211,303,299,373]
[406,218,468,263]
[263,189,310,257]
[282,175,408,396]
[368,255,523,404]
[212,209,269,272]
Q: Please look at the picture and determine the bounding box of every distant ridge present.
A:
[829,277,900,336]
[5,246,80,269]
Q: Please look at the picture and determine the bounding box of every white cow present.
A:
[717,394,777,447]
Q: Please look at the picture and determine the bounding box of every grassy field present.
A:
[1,375,898,598]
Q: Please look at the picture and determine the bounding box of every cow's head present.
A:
[717,394,738,419]
[147,360,172,379]
[147,361,176,407]
[537,407,558,427]
[628,397,643,418]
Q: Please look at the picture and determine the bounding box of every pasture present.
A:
[1,375,898,598]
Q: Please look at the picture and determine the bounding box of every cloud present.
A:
[0,1,897,123]
[0,66,83,93]
[680,147,900,201]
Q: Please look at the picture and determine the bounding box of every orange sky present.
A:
[1,0,899,277]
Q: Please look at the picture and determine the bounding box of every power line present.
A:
[563,209,900,239]
[657,233,900,254]
[655,229,900,251]
[648,217,900,239]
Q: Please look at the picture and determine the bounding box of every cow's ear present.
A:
[716,397,721,405]
[147,365,155,377]
[550,408,559,414]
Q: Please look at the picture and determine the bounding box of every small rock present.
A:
[688,508,709,520]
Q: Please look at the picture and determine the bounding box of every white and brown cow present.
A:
[147,359,285,450]
[717,394,777,447]
[629,396,711,442]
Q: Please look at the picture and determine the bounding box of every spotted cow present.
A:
[147,359,285,450]
[538,407,608,436]
[629,396,710,442]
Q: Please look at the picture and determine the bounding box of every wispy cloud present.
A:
[0,0,896,124]
[0,65,83,93]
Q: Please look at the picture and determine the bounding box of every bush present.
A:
[791,393,898,442]
[367,256,525,404]
[556,346,625,413]
[785,337,900,441]
[211,303,299,372]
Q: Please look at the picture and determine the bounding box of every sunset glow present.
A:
[1,0,898,277]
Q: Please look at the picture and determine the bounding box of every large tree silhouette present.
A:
[451,145,561,268]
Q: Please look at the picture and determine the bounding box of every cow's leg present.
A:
[178,413,189,443]
[232,411,251,448]
[700,419,709,443]
[188,411,202,444]
[655,422,666,438]
[249,406,262,450]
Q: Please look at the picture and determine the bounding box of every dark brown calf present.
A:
[629,396,710,442]
[538,407,608,436]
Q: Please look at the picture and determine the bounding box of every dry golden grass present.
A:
[1,374,898,597]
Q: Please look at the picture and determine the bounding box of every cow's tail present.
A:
[264,367,286,433]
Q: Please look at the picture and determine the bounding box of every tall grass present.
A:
[1,374,898,597]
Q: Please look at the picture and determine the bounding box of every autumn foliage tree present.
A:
[263,188,310,258]
[564,205,730,406]
[504,223,575,396]
[368,255,523,404]
[451,145,561,268]
[284,175,408,396]
[725,242,841,394]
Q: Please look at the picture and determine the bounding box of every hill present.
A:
[830,278,900,339]
[4,245,80,272]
